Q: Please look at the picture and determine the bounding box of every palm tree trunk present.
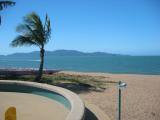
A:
[35,47,44,82]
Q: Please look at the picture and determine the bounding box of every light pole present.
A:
[117,81,127,120]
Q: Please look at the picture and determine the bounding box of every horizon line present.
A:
[0,49,160,57]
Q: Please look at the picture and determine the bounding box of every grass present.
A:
[0,72,116,92]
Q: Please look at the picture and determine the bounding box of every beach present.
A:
[61,71,160,120]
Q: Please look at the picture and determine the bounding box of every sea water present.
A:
[0,55,160,75]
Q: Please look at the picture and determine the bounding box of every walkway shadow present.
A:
[85,107,98,120]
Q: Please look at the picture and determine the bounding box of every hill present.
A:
[0,50,124,59]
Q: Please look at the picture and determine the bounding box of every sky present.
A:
[0,0,160,55]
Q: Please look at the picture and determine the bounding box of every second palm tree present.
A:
[0,0,15,25]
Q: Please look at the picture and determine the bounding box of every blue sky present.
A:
[0,0,160,55]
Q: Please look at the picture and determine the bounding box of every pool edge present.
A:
[0,80,85,120]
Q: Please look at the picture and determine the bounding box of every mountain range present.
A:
[0,50,125,59]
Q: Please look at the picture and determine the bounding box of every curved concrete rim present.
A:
[0,80,85,120]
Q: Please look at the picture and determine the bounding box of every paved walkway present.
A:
[0,92,69,120]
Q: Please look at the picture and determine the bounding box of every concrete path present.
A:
[0,92,69,120]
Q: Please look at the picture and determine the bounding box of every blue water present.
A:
[0,55,160,75]
[0,83,71,110]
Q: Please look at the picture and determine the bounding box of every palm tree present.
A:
[10,12,51,82]
[0,0,15,25]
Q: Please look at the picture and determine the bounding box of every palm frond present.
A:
[11,12,51,49]
[10,35,37,47]
[44,14,51,43]
[24,12,45,45]
[16,24,30,33]
[0,1,15,10]
[24,12,44,34]
[16,24,39,45]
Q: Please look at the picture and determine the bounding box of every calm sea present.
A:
[0,55,160,75]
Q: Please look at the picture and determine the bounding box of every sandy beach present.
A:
[61,71,160,120]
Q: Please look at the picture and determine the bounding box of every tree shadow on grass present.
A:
[0,72,117,94]
[40,73,113,94]
[55,82,106,94]
[0,75,34,81]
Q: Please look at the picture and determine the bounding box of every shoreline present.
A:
[0,68,60,76]
[60,70,160,77]
[0,68,160,76]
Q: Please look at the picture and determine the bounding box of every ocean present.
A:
[0,55,160,75]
